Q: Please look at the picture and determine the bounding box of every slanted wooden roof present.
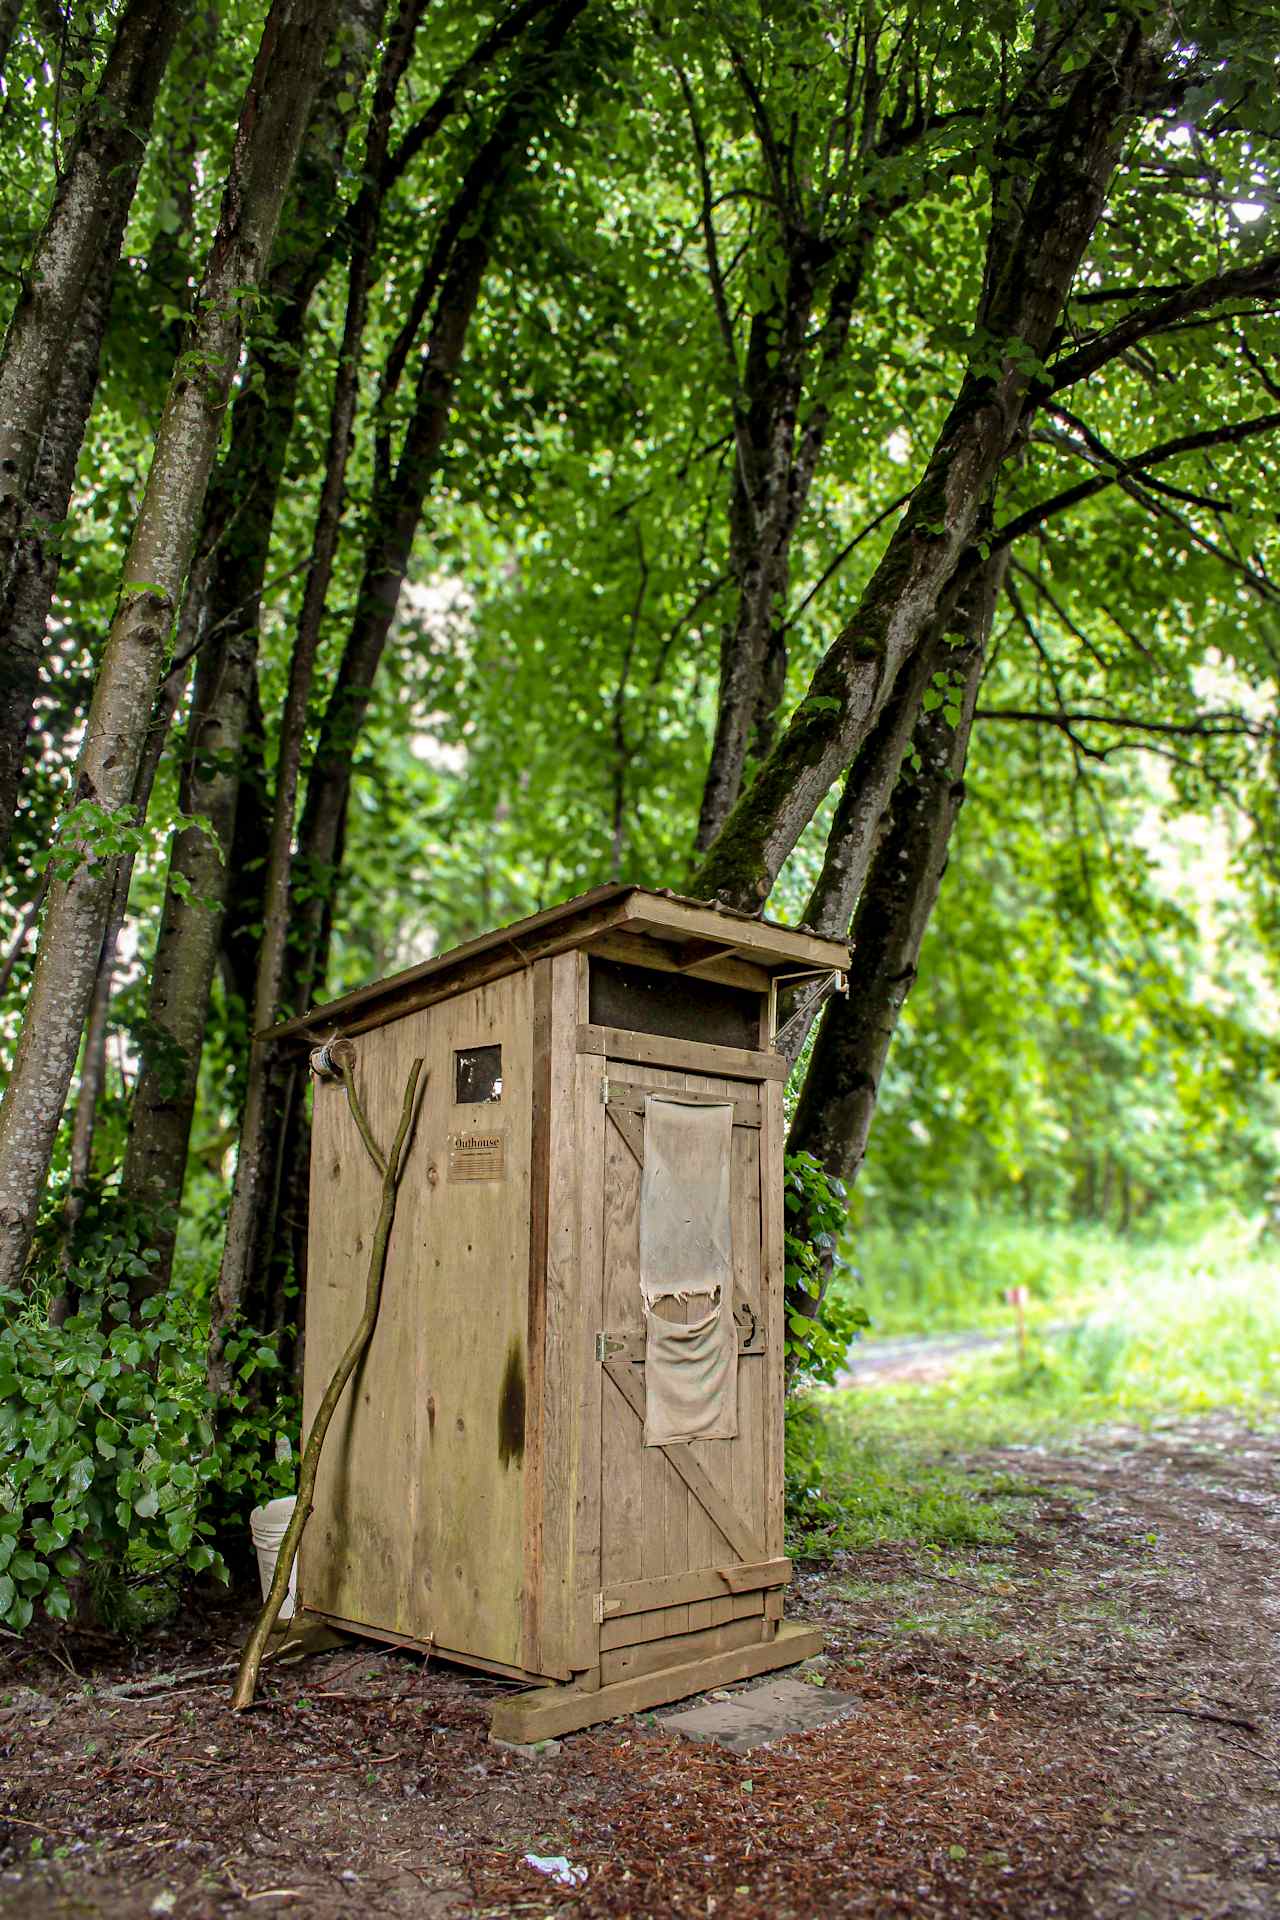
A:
[271,885,849,1042]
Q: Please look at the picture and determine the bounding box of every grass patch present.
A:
[784,1395,1023,1559]
[843,1211,1125,1337]
[788,1214,1279,1560]
[840,1209,1273,1342]
[835,1213,1280,1451]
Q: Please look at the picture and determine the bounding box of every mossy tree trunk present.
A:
[0,0,183,857]
[120,0,391,1305]
[0,0,341,1293]
[785,549,1008,1325]
[690,18,1158,911]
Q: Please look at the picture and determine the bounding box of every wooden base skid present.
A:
[489,1619,824,1743]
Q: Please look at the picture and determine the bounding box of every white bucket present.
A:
[249,1495,297,1620]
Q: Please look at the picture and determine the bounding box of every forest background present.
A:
[0,0,1277,1634]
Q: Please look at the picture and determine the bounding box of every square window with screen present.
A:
[455,1044,503,1103]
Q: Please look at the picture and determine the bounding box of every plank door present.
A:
[592,1055,789,1685]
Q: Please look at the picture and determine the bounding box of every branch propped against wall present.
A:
[232,1047,425,1712]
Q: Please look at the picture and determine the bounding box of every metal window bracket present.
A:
[772,969,848,1052]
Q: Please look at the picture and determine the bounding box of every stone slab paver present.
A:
[657,1674,858,1753]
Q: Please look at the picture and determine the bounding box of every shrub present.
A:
[0,1280,224,1629]
[783,1151,868,1386]
[0,1193,298,1634]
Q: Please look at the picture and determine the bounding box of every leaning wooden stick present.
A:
[232,1050,425,1710]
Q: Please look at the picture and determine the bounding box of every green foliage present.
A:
[782,1151,868,1385]
[0,1194,298,1635]
[849,1216,1280,1447]
[783,1396,1016,1561]
[0,1280,223,1633]
[845,739,1280,1234]
[2,0,1280,1638]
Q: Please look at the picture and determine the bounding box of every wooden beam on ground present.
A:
[488,1619,824,1743]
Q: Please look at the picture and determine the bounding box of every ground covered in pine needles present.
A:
[1,1412,1277,1918]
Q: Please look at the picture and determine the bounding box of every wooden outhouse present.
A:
[276,886,850,1740]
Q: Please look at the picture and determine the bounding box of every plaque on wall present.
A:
[447,1131,506,1181]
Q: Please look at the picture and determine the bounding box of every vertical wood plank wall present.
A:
[590,1052,773,1684]
[524,952,582,1678]
[300,969,535,1671]
[759,1074,786,1619]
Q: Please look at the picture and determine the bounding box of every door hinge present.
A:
[593,1592,622,1623]
[595,1331,625,1362]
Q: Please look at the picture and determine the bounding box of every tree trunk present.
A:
[289,4,588,1023]
[0,0,22,79]
[694,288,811,851]
[212,0,590,1384]
[123,0,539,1311]
[118,617,259,1292]
[786,550,1008,1214]
[0,0,182,856]
[0,0,340,1293]
[145,5,222,366]
[219,676,269,1019]
[50,642,194,1326]
[0,238,117,858]
[802,635,947,940]
[213,191,506,1383]
[694,245,872,853]
[120,0,391,1302]
[690,21,1155,910]
[774,632,946,1069]
[243,0,427,1124]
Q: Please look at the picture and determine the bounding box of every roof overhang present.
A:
[270,885,850,1044]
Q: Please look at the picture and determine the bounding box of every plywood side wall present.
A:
[300,970,535,1671]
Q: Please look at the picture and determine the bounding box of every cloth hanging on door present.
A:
[638,1095,738,1446]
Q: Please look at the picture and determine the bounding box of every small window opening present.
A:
[588,958,761,1050]
[455,1044,503,1103]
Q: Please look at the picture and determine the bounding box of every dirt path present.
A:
[1,1412,1276,1918]
[836,1323,1076,1387]
[837,1327,1016,1386]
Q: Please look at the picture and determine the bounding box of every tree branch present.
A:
[976,707,1273,743]
[722,34,790,216]
[782,487,914,631]
[378,0,558,199]
[992,410,1280,551]
[1010,558,1110,676]
[1047,250,1280,391]
[674,63,742,399]
[1042,408,1232,512]
[1068,280,1191,305]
